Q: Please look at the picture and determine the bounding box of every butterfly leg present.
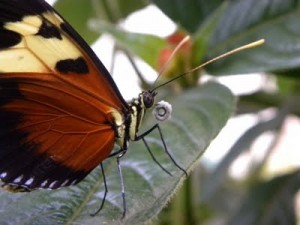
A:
[136,124,188,177]
[117,149,127,218]
[141,137,172,176]
[90,163,108,216]
[108,149,124,158]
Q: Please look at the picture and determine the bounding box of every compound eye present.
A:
[143,91,155,108]
[153,100,172,121]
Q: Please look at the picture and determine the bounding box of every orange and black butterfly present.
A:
[0,0,186,216]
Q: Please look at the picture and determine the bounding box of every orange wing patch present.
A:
[4,74,117,170]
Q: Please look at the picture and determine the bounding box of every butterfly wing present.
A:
[0,0,128,190]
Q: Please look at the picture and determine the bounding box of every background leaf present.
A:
[205,0,300,74]
[0,82,235,225]
[54,0,147,44]
[201,108,288,201]
[90,22,167,69]
[151,0,223,33]
[227,170,300,225]
[152,0,300,75]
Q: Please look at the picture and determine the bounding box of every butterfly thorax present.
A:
[114,90,156,149]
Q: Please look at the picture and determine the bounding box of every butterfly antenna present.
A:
[153,35,191,86]
[152,39,265,92]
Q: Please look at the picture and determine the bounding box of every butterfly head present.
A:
[140,90,157,109]
[137,90,172,122]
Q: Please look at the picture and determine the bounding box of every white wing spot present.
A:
[70,179,78,185]
[0,172,7,178]
[13,175,23,183]
[61,179,69,187]
[25,177,34,186]
[41,180,48,187]
[49,181,58,189]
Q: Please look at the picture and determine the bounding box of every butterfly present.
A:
[0,0,187,216]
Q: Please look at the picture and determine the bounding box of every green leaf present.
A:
[0,82,235,225]
[152,0,223,33]
[54,0,147,44]
[201,108,288,201]
[238,91,300,117]
[227,169,300,225]
[192,2,228,64]
[91,22,167,69]
[205,0,300,75]
[153,0,300,76]
[274,70,300,95]
[116,0,148,18]
[275,68,300,78]
[54,0,100,44]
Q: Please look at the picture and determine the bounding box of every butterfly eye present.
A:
[142,91,156,108]
[153,100,172,121]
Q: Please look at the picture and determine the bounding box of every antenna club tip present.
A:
[255,39,265,45]
[247,39,265,48]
